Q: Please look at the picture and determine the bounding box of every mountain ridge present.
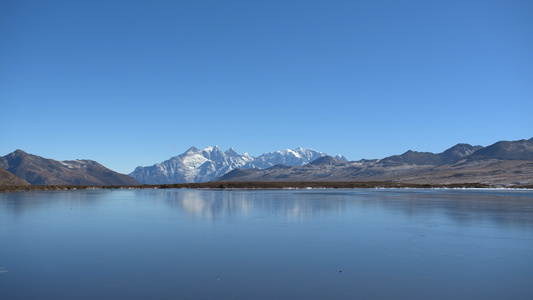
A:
[216,138,533,187]
[466,139,533,161]
[377,143,483,167]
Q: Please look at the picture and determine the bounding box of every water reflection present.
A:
[2,189,533,229]
[142,189,533,228]
[151,189,351,221]
[0,190,111,216]
[356,189,533,228]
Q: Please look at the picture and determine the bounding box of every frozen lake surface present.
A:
[1,188,533,299]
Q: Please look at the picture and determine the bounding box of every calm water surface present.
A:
[1,189,532,299]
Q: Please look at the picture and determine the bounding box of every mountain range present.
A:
[0,150,140,186]
[217,138,533,187]
[129,146,346,184]
[1,137,532,187]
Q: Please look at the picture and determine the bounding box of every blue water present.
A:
[1,189,532,299]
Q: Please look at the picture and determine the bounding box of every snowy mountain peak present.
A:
[130,146,343,184]
[203,145,222,152]
[336,154,348,161]
[185,146,200,154]
[225,147,240,157]
[202,146,225,161]
[287,149,301,158]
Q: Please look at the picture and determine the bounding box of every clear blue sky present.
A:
[1,0,532,174]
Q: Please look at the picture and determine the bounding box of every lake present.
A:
[1,188,532,299]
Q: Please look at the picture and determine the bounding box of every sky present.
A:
[1,0,532,174]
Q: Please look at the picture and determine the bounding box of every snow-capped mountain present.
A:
[129,146,345,184]
[246,147,336,169]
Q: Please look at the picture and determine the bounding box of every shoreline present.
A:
[2,181,532,192]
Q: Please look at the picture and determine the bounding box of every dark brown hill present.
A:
[0,150,140,186]
[0,168,29,186]
[216,168,262,181]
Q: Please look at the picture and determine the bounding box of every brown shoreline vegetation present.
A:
[2,181,532,192]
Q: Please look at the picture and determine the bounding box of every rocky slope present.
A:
[0,150,140,186]
[130,146,346,184]
[0,168,29,186]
